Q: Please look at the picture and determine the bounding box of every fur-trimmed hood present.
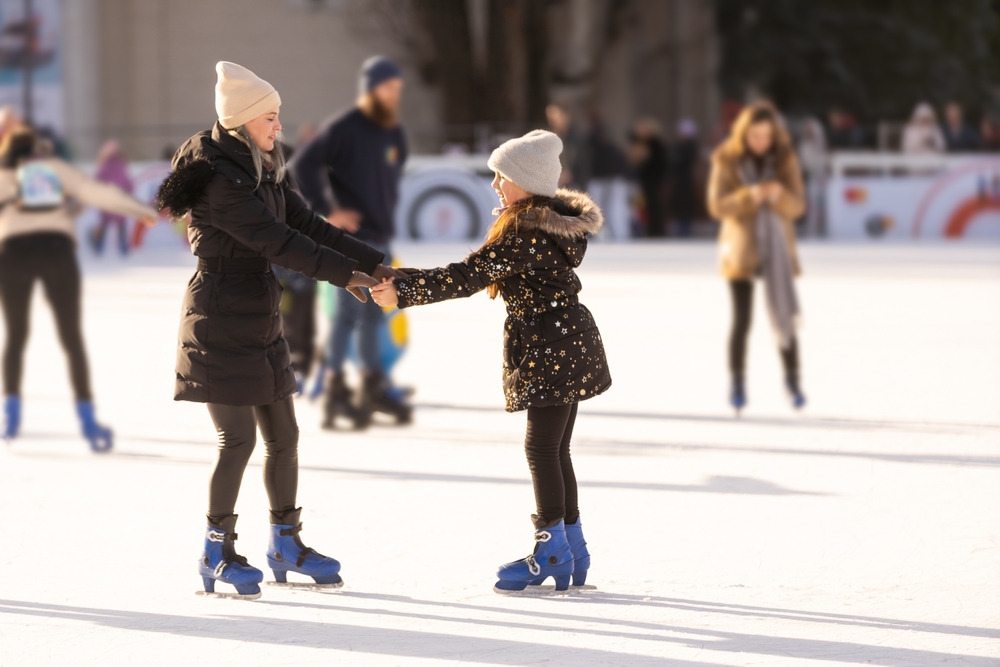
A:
[505,188,603,268]
[516,188,604,238]
[155,123,261,217]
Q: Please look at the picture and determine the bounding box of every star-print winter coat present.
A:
[394,189,612,412]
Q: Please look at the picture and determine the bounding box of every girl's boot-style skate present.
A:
[495,520,574,594]
[196,515,263,600]
[266,508,343,589]
[528,517,592,589]
[76,400,113,452]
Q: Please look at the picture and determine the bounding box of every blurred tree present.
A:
[714,0,1000,123]
[360,0,629,146]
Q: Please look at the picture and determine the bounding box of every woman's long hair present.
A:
[717,100,795,165]
[228,125,287,189]
[481,195,554,299]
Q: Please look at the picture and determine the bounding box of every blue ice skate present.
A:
[76,401,113,452]
[3,395,20,440]
[266,508,343,588]
[495,520,574,594]
[785,376,806,410]
[565,518,591,587]
[730,377,746,415]
[197,517,263,599]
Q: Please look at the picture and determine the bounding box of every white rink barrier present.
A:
[826,152,1000,240]
[72,156,636,248]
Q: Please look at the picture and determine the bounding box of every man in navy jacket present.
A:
[291,56,410,428]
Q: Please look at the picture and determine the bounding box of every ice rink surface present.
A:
[0,240,998,666]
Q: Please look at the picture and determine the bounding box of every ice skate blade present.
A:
[195,590,261,600]
[267,580,344,591]
[494,584,597,596]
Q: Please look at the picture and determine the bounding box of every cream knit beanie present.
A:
[215,62,281,130]
[487,130,563,198]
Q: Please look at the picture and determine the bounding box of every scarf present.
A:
[738,155,800,350]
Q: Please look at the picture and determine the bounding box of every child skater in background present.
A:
[371,130,612,594]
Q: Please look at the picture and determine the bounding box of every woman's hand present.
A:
[370,279,398,308]
[346,271,380,303]
[372,264,409,281]
[762,181,783,203]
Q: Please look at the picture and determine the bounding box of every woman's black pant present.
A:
[524,402,580,530]
[0,233,92,400]
[206,396,300,526]
[729,279,799,379]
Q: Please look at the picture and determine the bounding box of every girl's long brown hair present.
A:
[717,99,795,164]
[481,195,552,299]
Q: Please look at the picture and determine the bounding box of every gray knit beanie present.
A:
[488,130,563,198]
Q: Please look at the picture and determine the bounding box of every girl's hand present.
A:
[370,279,398,308]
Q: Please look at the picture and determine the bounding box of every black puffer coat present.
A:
[158,123,384,406]
[395,189,611,412]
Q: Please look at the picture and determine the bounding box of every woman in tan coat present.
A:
[707,101,806,413]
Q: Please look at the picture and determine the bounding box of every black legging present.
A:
[206,396,300,526]
[729,279,799,379]
[524,402,580,529]
[0,233,92,400]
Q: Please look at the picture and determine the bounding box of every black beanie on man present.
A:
[359,56,402,96]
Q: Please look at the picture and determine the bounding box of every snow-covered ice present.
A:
[0,241,997,666]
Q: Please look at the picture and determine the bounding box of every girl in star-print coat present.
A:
[372,130,611,594]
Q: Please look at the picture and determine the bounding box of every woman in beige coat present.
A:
[0,128,157,450]
[707,101,806,413]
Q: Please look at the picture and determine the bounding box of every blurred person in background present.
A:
[797,117,828,237]
[156,62,399,599]
[546,102,591,190]
[371,130,610,594]
[89,139,134,256]
[0,128,157,450]
[941,102,981,152]
[627,117,669,237]
[902,102,946,153]
[826,108,865,149]
[291,56,411,429]
[586,111,630,239]
[672,118,700,237]
[981,113,1000,152]
[707,101,806,414]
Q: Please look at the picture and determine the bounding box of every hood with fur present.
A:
[511,188,603,268]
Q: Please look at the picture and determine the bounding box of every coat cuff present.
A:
[335,234,384,275]
[315,256,358,288]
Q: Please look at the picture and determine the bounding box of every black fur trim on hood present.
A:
[154,157,214,217]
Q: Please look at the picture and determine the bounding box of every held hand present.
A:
[345,270,380,303]
[370,280,398,308]
[327,209,361,233]
[372,264,409,281]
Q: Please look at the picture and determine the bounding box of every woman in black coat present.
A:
[157,62,398,599]
[373,130,611,594]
